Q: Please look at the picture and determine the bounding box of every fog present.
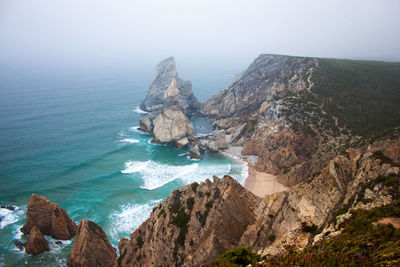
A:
[1,0,400,75]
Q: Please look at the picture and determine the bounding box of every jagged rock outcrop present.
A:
[203,54,316,119]
[118,135,399,265]
[117,176,260,267]
[140,57,200,115]
[139,105,194,148]
[21,194,77,240]
[25,227,49,255]
[67,220,116,267]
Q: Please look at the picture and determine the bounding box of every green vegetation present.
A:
[210,246,262,267]
[205,200,213,209]
[283,58,400,139]
[186,197,195,211]
[191,182,199,192]
[171,210,190,246]
[136,236,144,248]
[301,222,319,235]
[268,235,276,242]
[263,203,400,266]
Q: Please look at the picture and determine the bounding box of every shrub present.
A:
[136,236,144,248]
[171,210,191,246]
[187,197,195,211]
[301,222,319,235]
[268,235,276,242]
[191,182,199,192]
[213,246,261,267]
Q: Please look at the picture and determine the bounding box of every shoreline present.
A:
[221,146,288,198]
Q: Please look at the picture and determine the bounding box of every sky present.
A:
[1,0,400,74]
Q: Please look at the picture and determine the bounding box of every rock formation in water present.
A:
[24,227,49,255]
[67,220,116,267]
[21,194,77,240]
[139,105,194,148]
[140,57,200,115]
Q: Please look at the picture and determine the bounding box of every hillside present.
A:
[115,55,400,266]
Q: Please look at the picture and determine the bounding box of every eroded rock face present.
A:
[25,227,49,255]
[117,176,260,267]
[67,220,116,267]
[117,136,400,264]
[21,194,77,240]
[140,57,200,115]
[203,54,316,118]
[139,106,194,148]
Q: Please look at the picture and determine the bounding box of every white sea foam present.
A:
[121,159,233,190]
[108,200,161,242]
[133,106,149,114]
[140,162,199,190]
[13,225,24,240]
[120,138,139,144]
[0,207,23,230]
[121,160,150,174]
[128,126,142,133]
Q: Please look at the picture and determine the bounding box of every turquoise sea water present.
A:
[0,69,245,266]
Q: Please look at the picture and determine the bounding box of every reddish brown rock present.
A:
[21,194,77,240]
[25,227,49,255]
[67,220,116,267]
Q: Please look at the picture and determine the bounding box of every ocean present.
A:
[0,68,247,266]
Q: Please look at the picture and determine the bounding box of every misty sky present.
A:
[1,0,400,73]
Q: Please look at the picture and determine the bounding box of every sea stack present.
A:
[21,194,77,240]
[68,220,116,267]
[140,57,200,116]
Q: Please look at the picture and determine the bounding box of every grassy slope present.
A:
[283,58,400,139]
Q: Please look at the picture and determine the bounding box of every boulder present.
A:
[153,106,194,144]
[68,220,116,267]
[140,57,200,115]
[25,227,49,255]
[140,106,194,149]
[176,137,189,149]
[189,144,202,159]
[21,194,77,240]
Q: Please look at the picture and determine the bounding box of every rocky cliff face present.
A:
[139,105,194,148]
[140,57,200,115]
[118,135,399,266]
[21,194,77,240]
[68,220,116,267]
[117,176,259,266]
[202,54,400,187]
[203,54,317,119]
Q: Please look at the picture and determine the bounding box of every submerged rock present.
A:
[25,227,49,255]
[68,220,116,267]
[140,57,200,115]
[21,194,77,240]
[14,240,25,251]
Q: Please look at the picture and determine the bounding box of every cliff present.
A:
[117,135,399,266]
[140,57,200,115]
[202,54,400,187]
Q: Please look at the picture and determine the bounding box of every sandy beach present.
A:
[222,146,288,198]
